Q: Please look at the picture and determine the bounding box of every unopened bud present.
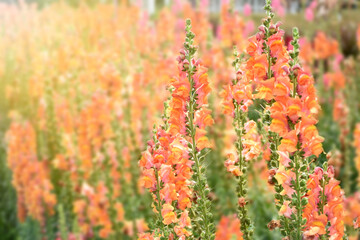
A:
[281,65,290,74]
[292,64,301,71]
[267,220,281,230]
[258,25,266,33]
[275,21,283,28]
[256,32,264,41]
[238,197,247,207]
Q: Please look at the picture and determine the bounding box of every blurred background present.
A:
[0,0,360,239]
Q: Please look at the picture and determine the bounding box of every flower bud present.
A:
[238,197,247,207]
[258,25,266,33]
[267,220,281,230]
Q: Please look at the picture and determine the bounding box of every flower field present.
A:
[1,0,360,239]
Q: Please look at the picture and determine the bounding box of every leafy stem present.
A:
[184,19,214,240]
[234,103,253,240]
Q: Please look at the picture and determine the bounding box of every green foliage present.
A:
[0,148,18,240]
[19,218,41,240]
[247,173,282,240]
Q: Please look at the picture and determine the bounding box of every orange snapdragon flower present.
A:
[220,69,253,116]
[274,164,295,197]
[161,203,178,225]
[138,232,158,240]
[215,215,243,240]
[252,54,268,81]
[303,168,327,238]
[353,123,360,184]
[6,122,57,224]
[325,176,345,240]
[139,126,193,237]
[314,31,339,60]
[303,167,345,239]
[278,130,298,153]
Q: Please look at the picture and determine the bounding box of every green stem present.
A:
[319,178,327,214]
[104,153,121,239]
[294,153,302,240]
[267,46,271,78]
[234,103,252,239]
[154,168,165,231]
[187,56,213,240]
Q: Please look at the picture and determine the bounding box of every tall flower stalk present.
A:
[180,19,215,240]
[225,0,345,239]
[355,124,360,188]
[139,19,215,240]
[221,48,257,239]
